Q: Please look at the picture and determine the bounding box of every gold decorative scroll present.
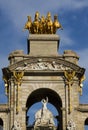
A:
[13,71,24,114]
[24,11,63,34]
[64,70,75,114]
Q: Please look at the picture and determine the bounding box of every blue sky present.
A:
[0,0,88,105]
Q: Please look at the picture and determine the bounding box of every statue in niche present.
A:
[34,97,55,127]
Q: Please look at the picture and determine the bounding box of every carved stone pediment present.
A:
[1,57,84,79]
[15,61,71,71]
[8,57,85,74]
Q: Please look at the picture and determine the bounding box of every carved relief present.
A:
[15,61,71,71]
[67,120,76,130]
[14,120,21,130]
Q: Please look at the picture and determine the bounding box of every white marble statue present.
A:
[41,97,48,110]
[34,97,55,127]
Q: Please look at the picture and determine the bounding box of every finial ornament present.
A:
[24,11,63,34]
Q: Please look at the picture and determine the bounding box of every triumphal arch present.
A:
[0,12,88,130]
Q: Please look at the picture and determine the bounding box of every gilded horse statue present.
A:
[24,16,32,33]
[53,15,63,33]
[24,11,63,34]
[32,11,40,34]
[46,12,53,34]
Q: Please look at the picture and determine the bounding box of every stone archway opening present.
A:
[0,118,3,130]
[85,118,88,130]
[26,88,62,130]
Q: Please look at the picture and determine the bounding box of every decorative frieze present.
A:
[15,61,72,71]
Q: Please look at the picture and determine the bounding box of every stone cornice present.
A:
[75,104,88,112]
[29,34,60,41]
[0,104,10,113]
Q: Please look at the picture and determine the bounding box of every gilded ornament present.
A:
[64,70,75,84]
[24,16,32,33]
[64,70,75,114]
[13,71,24,114]
[24,11,63,34]
[79,75,86,95]
[3,75,9,95]
[53,15,63,33]
[13,71,24,85]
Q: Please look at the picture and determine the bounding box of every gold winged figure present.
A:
[13,71,24,84]
[64,70,75,82]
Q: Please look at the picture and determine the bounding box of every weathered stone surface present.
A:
[0,34,87,130]
[27,34,60,56]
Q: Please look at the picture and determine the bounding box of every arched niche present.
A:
[0,118,3,130]
[85,118,88,130]
[85,118,88,125]
[26,88,62,130]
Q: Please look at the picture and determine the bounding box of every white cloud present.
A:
[77,49,88,92]
[0,0,88,29]
[0,55,8,82]
[58,30,75,47]
[0,0,88,75]
[0,0,88,50]
[76,48,88,103]
[62,0,88,10]
[78,49,88,70]
[0,0,88,104]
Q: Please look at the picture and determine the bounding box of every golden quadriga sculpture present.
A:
[24,11,63,34]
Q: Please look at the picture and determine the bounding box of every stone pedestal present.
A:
[34,126,56,130]
[27,34,60,56]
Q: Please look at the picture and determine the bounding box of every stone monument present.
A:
[0,12,88,130]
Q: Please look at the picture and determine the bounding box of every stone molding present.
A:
[76,104,88,112]
[29,34,60,41]
[0,104,9,112]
